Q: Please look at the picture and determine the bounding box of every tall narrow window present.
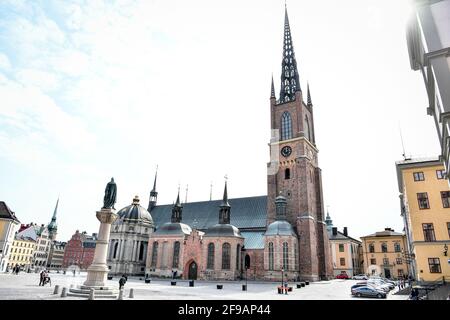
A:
[441,191,450,208]
[417,193,430,209]
[172,241,180,268]
[285,168,290,180]
[268,242,274,270]
[394,243,401,252]
[282,242,289,270]
[369,244,375,253]
[383,258,389,266]
[281,112,292,141]
[428,258,441,273]
[422,223,436,242]
[222,243,231,270]
[340,258,345,266]
[113,242,118,259]
[381,243,388,253]
[436,169,445,179]
[447,222,450,238]
[139,242,144,261]
[339,244,344,252]
[207,243,215,269]
[236,244,241,270]
[305,116,311,141]
[413,172,425,181]
[150,242,158,268]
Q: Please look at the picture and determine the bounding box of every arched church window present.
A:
[139,242,144,261]
[172,241,180,268]
[268,242,274,270]
[151,242,158,268]
[281,112,292,141]
[207,243,215,269]
[222,243,231,270]
[245,254,251,269]
[285,168,290,180]
[283,242,289,270]
[113,242,118,259]
[236,244,241,270]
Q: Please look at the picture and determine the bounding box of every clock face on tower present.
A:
[281,146,292,157]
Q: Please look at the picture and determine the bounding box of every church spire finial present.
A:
[219,176,231,224]
[148,165,159,212]
[271,74,275,98]
[279,5,301,103]
[171,188,183,223]
[307,82,312,106]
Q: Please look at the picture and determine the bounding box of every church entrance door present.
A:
[188,261,198,280]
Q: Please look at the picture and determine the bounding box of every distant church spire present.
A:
[171,189,183,223]
[279,5,301,103]
[271,74,276,99]
[219,179,231,224]
[148,165,158,212]
[48,198,59,240]
[325,208,333,231]
[307,82,312,106]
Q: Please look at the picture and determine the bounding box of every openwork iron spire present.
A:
[279,6,301,103]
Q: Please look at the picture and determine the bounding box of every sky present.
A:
[0,0,441,242]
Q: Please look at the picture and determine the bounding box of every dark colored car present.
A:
[352,286,387,299]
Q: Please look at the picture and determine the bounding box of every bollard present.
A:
[129,288,134,298]
[60,287,67,298]
[171,281,176,286]
[118,289,124,300]
[242,284,247,291]
[88,289,95,300]
[53,285,60,295]
[189,280,194,287]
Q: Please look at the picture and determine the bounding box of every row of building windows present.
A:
[12,248,33,254]
[417,191,450,209]
[368,242,402,253]
[413,170,445,181]
[9,256,31,262]
[13,242,34,248]
[421,222,450,241]
[369,258,403,265]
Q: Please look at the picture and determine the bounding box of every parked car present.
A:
[368,279,392,292]
[352,274,368,280]
[355,281,389,292]
[351,286,387,299]
[336,273,349,279]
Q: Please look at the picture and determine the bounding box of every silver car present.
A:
[352,274,368,280]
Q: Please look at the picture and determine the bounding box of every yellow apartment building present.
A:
[8,236,37,272]
[361,228,408,279]
[0,201,21,272]
[396,157,450,282]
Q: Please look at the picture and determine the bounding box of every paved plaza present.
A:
[0,272,409,300]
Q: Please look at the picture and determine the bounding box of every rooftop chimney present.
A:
[332,227,337,236]
[385,227,393,231]
[343,227,348,237]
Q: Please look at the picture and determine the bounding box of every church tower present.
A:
[148,167,158,212]
[267,7,332,281]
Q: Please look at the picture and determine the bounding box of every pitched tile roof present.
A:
[0,201,20,223]
[151,195,267,231]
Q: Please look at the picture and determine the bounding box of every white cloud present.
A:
[0,53,11,70]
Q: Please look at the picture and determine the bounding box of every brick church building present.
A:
[108,7,333,282]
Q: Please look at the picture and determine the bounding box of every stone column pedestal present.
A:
[83,208,118,288]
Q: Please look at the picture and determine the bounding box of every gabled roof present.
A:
[329,231,361,243]
[0,201,20,223]
[16,226,39,241]
[151,195,267,231]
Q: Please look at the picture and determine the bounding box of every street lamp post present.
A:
[281,268,284,289]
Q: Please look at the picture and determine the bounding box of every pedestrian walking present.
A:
[39,270,45,286]
[119,275,126,290]
[283,281,289,295]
